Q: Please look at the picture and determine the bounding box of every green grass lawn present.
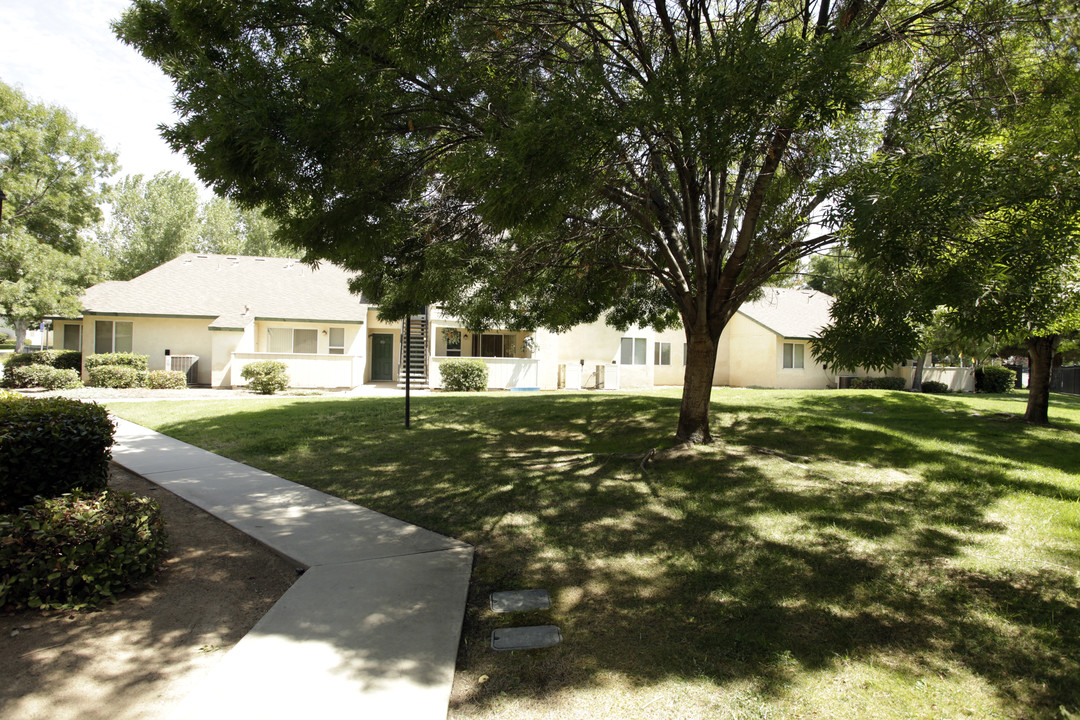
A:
[108,389,1080,720]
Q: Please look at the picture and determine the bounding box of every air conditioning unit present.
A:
[166,354,199,385]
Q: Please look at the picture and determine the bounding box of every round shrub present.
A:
[0,489,168,610]
[240,360,290,394]
[1,352,35,387]
[440,358,489,391]
[84,353,148,371]
[975,365,1015,393]
[88,364,141,389]
[921,380,949,394]
[12,364,82,390]
[31,349,82,371]
[142,369,188,389]
[0,398,114,512]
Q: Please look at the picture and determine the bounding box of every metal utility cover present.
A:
[491,625,562,651]
[490,589,551,613]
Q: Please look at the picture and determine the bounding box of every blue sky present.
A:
[0,0,207,194]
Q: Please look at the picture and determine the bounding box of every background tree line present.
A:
[1,79,293,351]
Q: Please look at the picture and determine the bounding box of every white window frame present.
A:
[783,342,805,369]
[654,341,671,366]
[328,327,346,355]
[94,320,132,354]
[267,327,319,354]
[620,337,647,365]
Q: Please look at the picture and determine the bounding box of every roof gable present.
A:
[79,254,367,323]
[736,287,834,339]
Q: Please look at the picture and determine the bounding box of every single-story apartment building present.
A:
[51,253,889,391]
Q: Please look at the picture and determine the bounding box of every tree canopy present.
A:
[0,80,117,349]
[116,0,1046,441]
[812,6,1080,422]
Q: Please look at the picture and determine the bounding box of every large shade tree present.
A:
[0,80,117,349]
[117,0,1032,442]
[813,10,1080,424]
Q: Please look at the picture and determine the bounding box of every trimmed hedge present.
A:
[921,380,949,394]
[88,365,141,389]
[142,370,188,389]
[440,359,489,392]
[0,389,24,402]
[84,353,148,371]
[850,376,907,391]
[31,349,82,371]
[1,353,35,386]
[0,398,115,512]
[975,365,1014,394]
[240,360,290,394]
[11,365,83,390]
[4,351,84,387]
[0,489,168,610]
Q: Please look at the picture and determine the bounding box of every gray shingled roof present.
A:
[78,254,367,324]
[738,287,834,339]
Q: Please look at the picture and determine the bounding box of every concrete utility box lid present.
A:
[490,589,551,613]
[491,625,562,651]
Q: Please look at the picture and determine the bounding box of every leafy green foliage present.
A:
[0,398,114,512]
[975,366,1016,394]
[240,360,289,394]
[114,0,1016,443]
[850,376,907,391]
[142,370,188,390]
[88,365,141,389]
[3,350,82,387]
[30,350,82,371]
[0,389,23,402]
[11,365,82,390]
[0,489,168,611]
[0,81,116,350]
[921,381,949,394]
[84,353,148,371]
[440,359,489,392]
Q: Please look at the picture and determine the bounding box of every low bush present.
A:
[850,376,907,391]
[0,389,23,402]
[84,353,148,371]
[0,398,114,512]
[921,380,949,394]
[240,360,290,394]
[0,489,168,610]
[142,370,188,389]
[88,364,141,389]
[11,364,83,390]
[975,365,1015,394]
[30,349,82,371]
[440,359,489,392]
[1,353,35,386]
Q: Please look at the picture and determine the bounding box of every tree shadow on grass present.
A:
[127,391,1080,719]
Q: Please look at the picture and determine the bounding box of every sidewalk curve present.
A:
[110,417,473,720]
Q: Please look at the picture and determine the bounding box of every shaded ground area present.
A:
[0,465,297,720]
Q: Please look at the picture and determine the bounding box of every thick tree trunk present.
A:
[911,352,926,392]
[1024,334,1060,425]
[13,319,28,354]
[677,329,720,444]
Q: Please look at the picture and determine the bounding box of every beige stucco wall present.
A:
[65,315,216,385]
[724,314,778,388]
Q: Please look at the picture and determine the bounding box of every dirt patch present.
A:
[0,465,297,720]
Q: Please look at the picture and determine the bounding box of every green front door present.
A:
[371,333,394,382]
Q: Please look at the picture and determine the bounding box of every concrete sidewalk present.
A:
[111,417,473,720]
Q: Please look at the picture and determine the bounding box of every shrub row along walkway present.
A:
[110,417,473,720]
